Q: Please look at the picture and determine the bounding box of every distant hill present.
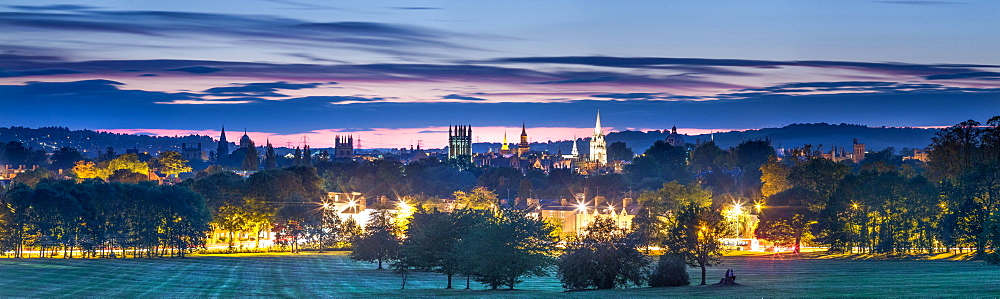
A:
[0,126,214,157]
[515,123,941,155]
[1,123,941,158]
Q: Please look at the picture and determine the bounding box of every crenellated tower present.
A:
[335,135,354,159]
[448,124,473,161]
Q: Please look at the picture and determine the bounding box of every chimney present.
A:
[560,198,568,206]
[622,197,632,207]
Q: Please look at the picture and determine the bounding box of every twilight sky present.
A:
[1,0,999,148]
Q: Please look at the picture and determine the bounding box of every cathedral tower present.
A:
[589,110,607,164]
[335,135,354,159]
[448,124,473,161]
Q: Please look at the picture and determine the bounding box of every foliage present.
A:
[652,182,728,285]
[350,209,401,269]
[625,141,691,190]
[453,187,498,210]
[50,147,85,170]
[607,141,635,161]
[756,187,821,251]
[150,151,192,176]
[759,157,791,198]
[0,180,210,258]
[71,161,98,179]
[633,182,712,248]
[0,141,47,166]
[689,140,727,173]
[557,217,650,290]
[242,140,259,171]
[648,254,690,287]
[12,167,52,187]
[95,153,149,180]
[458,208,556,290]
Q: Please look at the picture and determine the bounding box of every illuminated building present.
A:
[499,132,513,156]
[448,124,473,161]
[852,138,866,163]
[589,110,607,164]
[518,122,530,156]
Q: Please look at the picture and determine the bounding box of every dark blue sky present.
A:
[1,1,998,148]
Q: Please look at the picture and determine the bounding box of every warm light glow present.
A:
[852,203,860,210]
[754,203,762,213]
[575,201,588,213]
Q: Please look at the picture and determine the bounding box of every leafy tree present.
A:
[633,182,712,248]
[689,140,727,173]
[756,187,820,252]
[453,187,498,209]
[264,142,277,170]
[398,209,485,289]
[108,169,147,184]
[648,254,690,287]
[459,208,556,289]
[607,141,635,161]
[0,141,47,166]
[150,151,192,176]
[95,153,149,180]
[50,147,85,170]
[351,209,401,269]
[663,202,728,285]
[731,139,776,195]
[624,141,691,190]
[557,217,650,290]
[759,157,791,198]
[71,161,98,180]
[12,167,52,187]
[241,140,259,171]
[928,119,982,182]
[476,167,523,196]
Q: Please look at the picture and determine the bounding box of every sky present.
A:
[1,0,999,148]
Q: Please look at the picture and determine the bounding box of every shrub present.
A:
[649,254,690,287]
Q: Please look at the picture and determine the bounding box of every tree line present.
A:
[0,180,210,258]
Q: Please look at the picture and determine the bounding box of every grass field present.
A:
[1,252,997,298]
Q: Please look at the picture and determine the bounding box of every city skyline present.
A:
[2,1,999,148]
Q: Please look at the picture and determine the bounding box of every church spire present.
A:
[571,135,579,156]
[521,121,527,136]
[594,109,603,135]
[501,132,510,151]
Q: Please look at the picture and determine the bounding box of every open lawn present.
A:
[0,252,997,298]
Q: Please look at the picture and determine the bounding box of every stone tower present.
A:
[448,124,473,161]
[335,135,354,159]
[518,122,530,156]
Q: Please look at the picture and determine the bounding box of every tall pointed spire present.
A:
[594,109,603,135]
[501,132,510,151]
[590,109,607,164]
[521,121,527,136]
[571,135,579,156]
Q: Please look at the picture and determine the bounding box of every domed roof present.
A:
[665,126,685,147]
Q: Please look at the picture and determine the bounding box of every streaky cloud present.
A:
[925,72,1000,80]
[164,66,223,74]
